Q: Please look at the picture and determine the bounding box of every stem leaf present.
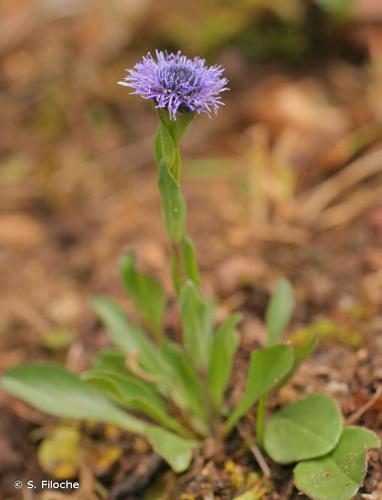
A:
[181,235,201,287]
[158,159,187,242]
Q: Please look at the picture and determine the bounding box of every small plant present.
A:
[2,51,379,498]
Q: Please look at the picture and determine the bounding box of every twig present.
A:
[237,424,271,478]
[300,146,382,222]
[249,443,271,479]
[347,386,382,425]
[315,185,382,230]
[111,453,163,499]
[279,477,295,500]
[252,223,308,246]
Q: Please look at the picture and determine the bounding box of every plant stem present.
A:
[155,111,214,426]
[256,394,268,448]
[156,113,195,294]
[170,241,184,295]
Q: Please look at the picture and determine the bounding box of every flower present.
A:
[119,50,228,120]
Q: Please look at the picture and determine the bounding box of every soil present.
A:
[1,15,382,500]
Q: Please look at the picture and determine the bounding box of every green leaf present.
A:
[173,112,195,143]
[208,314,240,411]
[179,281,214,370]
[264,394,342,464]
[292,335,318,373]
[92,297,207,415]
[314,0,351,19]
[1,363,146,435]
[146,426,197,473]
[154,127,162,165]
[91,296,164,379]
[120,253,166,340]
[265,279,294,345]
[158,121,176,166]
[38,425,81,478]
[92,349,130,374]
[226,345,294,431]
[160,340,208,436]
[91,296,143,353]
[158,159,187,242]
[170,249,181,295]
[281,335,318,385]
[181,235,201,287]
[82,369,188,436]
[157,109,194,145]
[294,426,380,500]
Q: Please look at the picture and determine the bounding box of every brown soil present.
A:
[1,16,382,498]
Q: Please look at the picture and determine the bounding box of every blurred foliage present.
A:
[314,0,351,19]
[235,20,308,61]
[150,0,355,60]
[38,425,81,479]
[41,328,78,351]
[291,318,363,348]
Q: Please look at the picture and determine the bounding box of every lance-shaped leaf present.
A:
[181,235,201,288]
[146,426,197,473]
[158,159,187,242]
[157,108,195,145]
[264,394,342,464]
[160,340,209,436]
[82,370,189,437]
[281,334,318,386]
[157,120,176,166]
[226,345,294,432]
[91,296,164,380]
[180,281,214,370]
[92,349,130,374]
[208,314,241,411]
[265,279,294,345]
[294,426,380,500]
[1,363,146,435]
[120,253,166,340]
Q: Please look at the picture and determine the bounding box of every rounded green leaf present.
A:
[294,426,380,500]
[264,394,342,463]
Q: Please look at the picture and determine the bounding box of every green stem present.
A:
[155,111,199,294]
[170,241,184,295]
[256,394,268,448]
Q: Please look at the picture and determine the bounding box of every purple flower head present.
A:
[119,50,228,120]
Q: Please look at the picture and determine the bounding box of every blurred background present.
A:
[1,0,382,498]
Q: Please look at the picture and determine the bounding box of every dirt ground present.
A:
[1,7,382,498]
